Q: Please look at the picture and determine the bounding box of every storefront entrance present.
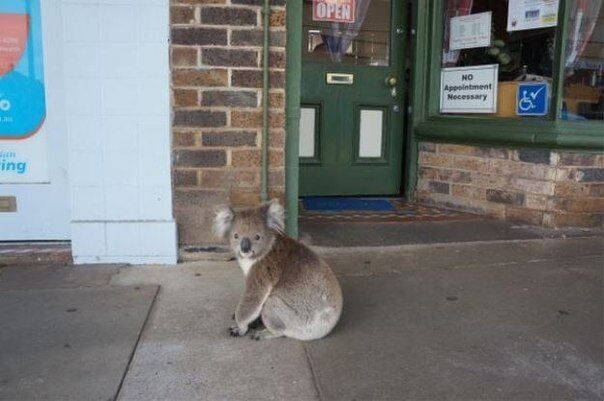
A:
[299,0,407,196]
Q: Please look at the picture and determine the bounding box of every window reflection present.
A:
[302,0,391,66]
[562,0,604,121]
[441,0,557,118]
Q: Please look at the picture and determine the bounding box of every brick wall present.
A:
[418,143,604,228]
[170,0,286,244]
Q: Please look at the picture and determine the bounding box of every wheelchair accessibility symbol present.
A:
[516,82,549,116]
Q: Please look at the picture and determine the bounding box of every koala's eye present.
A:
[254,234,261,241]
[233,233,239,239]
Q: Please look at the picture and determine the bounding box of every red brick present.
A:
[200,7,257,26]
[173,130,198,147]
[544,212,603,228]
[202,131,257,147]
[171,6,195,24]
[175,149,226,167]
[451,184,484,200]
[201,169,258,188]
[173,88,198,107]
[202,48,258,67]
[172,27,227,46]
[552,197,604,213]
[173,169,198,187]
[171,47,198,67]
[269,9,285,27]
[172,69,227,87]
[506,207,544,226]
[231,110,284,129]
[174,110,226,128]
[231,149,283,168]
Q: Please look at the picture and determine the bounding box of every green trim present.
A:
[414,0,604,151]
[405,0,431,200]
[285,0,302,238]
[551,0,570,119]
[416,118,604,150]
[260,0,270,202]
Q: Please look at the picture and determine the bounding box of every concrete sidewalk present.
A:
[0,236,602,400]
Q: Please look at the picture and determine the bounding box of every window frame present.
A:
[413,0,604,150]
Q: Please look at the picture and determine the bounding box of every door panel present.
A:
[300,0,406,196]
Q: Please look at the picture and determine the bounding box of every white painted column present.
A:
[62,0,177,264]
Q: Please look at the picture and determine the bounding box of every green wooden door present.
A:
[299,0,406,196]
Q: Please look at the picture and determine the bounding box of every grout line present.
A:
[112,285,161,401]
[311,235,603,255]
[302,343,324,401]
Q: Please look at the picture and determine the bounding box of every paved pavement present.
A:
[300,219,601,247]
[0,236,602,400]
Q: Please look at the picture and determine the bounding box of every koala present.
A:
[214,200,343,341]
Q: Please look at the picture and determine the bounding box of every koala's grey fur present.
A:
[214,200,343,341]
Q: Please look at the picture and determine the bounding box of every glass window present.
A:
[302,0,391,66]
[441,0,558,117]
[561,0,604,121]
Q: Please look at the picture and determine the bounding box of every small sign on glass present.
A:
[313,0,356,23]
[450,11,492,51]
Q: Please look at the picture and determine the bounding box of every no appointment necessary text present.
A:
[443,83,493,101]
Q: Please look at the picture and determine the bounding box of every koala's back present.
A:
[259,234,342,338]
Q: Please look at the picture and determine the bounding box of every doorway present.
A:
[299,0,408,196]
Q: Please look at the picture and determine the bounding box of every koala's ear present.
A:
[214,206,234,239]
[264,199,284,233]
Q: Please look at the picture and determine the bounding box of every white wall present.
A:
[62,0,177,264]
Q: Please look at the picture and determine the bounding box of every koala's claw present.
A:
[228,325,247,337]
[250,328,280,341]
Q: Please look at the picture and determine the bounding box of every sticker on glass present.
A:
[440,64,499,114]
[450,11,492,51]
[516,82,549,116]
[508,0,559,32]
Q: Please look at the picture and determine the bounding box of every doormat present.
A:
[300,198,482,223]
[302,197,396,212]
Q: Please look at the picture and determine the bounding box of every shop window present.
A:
[441,0,558,117]
[302,0,391,66]
[561,0,604,121]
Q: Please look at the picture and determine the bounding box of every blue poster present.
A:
[0,0,46,139]
[516,82,549,116]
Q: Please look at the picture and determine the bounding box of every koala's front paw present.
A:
[228,324,248,337]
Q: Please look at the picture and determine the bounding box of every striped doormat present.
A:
[300,198,480,223]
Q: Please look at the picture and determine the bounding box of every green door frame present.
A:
[284,1,418,237]
[285,0,302,238]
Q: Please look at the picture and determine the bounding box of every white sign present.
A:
[440,64,499,114]
[507,0,559,32]
[313,0,356,23]
[450,11,492,51]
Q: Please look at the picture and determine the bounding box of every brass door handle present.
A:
[385,76,398,87]
[385,76,398,97]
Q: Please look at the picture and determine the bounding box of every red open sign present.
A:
[313,0,356,23]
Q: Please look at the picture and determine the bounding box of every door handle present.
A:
[385,75,398,98]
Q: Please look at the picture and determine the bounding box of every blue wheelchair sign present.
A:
[516,82,549,116]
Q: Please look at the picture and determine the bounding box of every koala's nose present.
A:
[240,237,252,253]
